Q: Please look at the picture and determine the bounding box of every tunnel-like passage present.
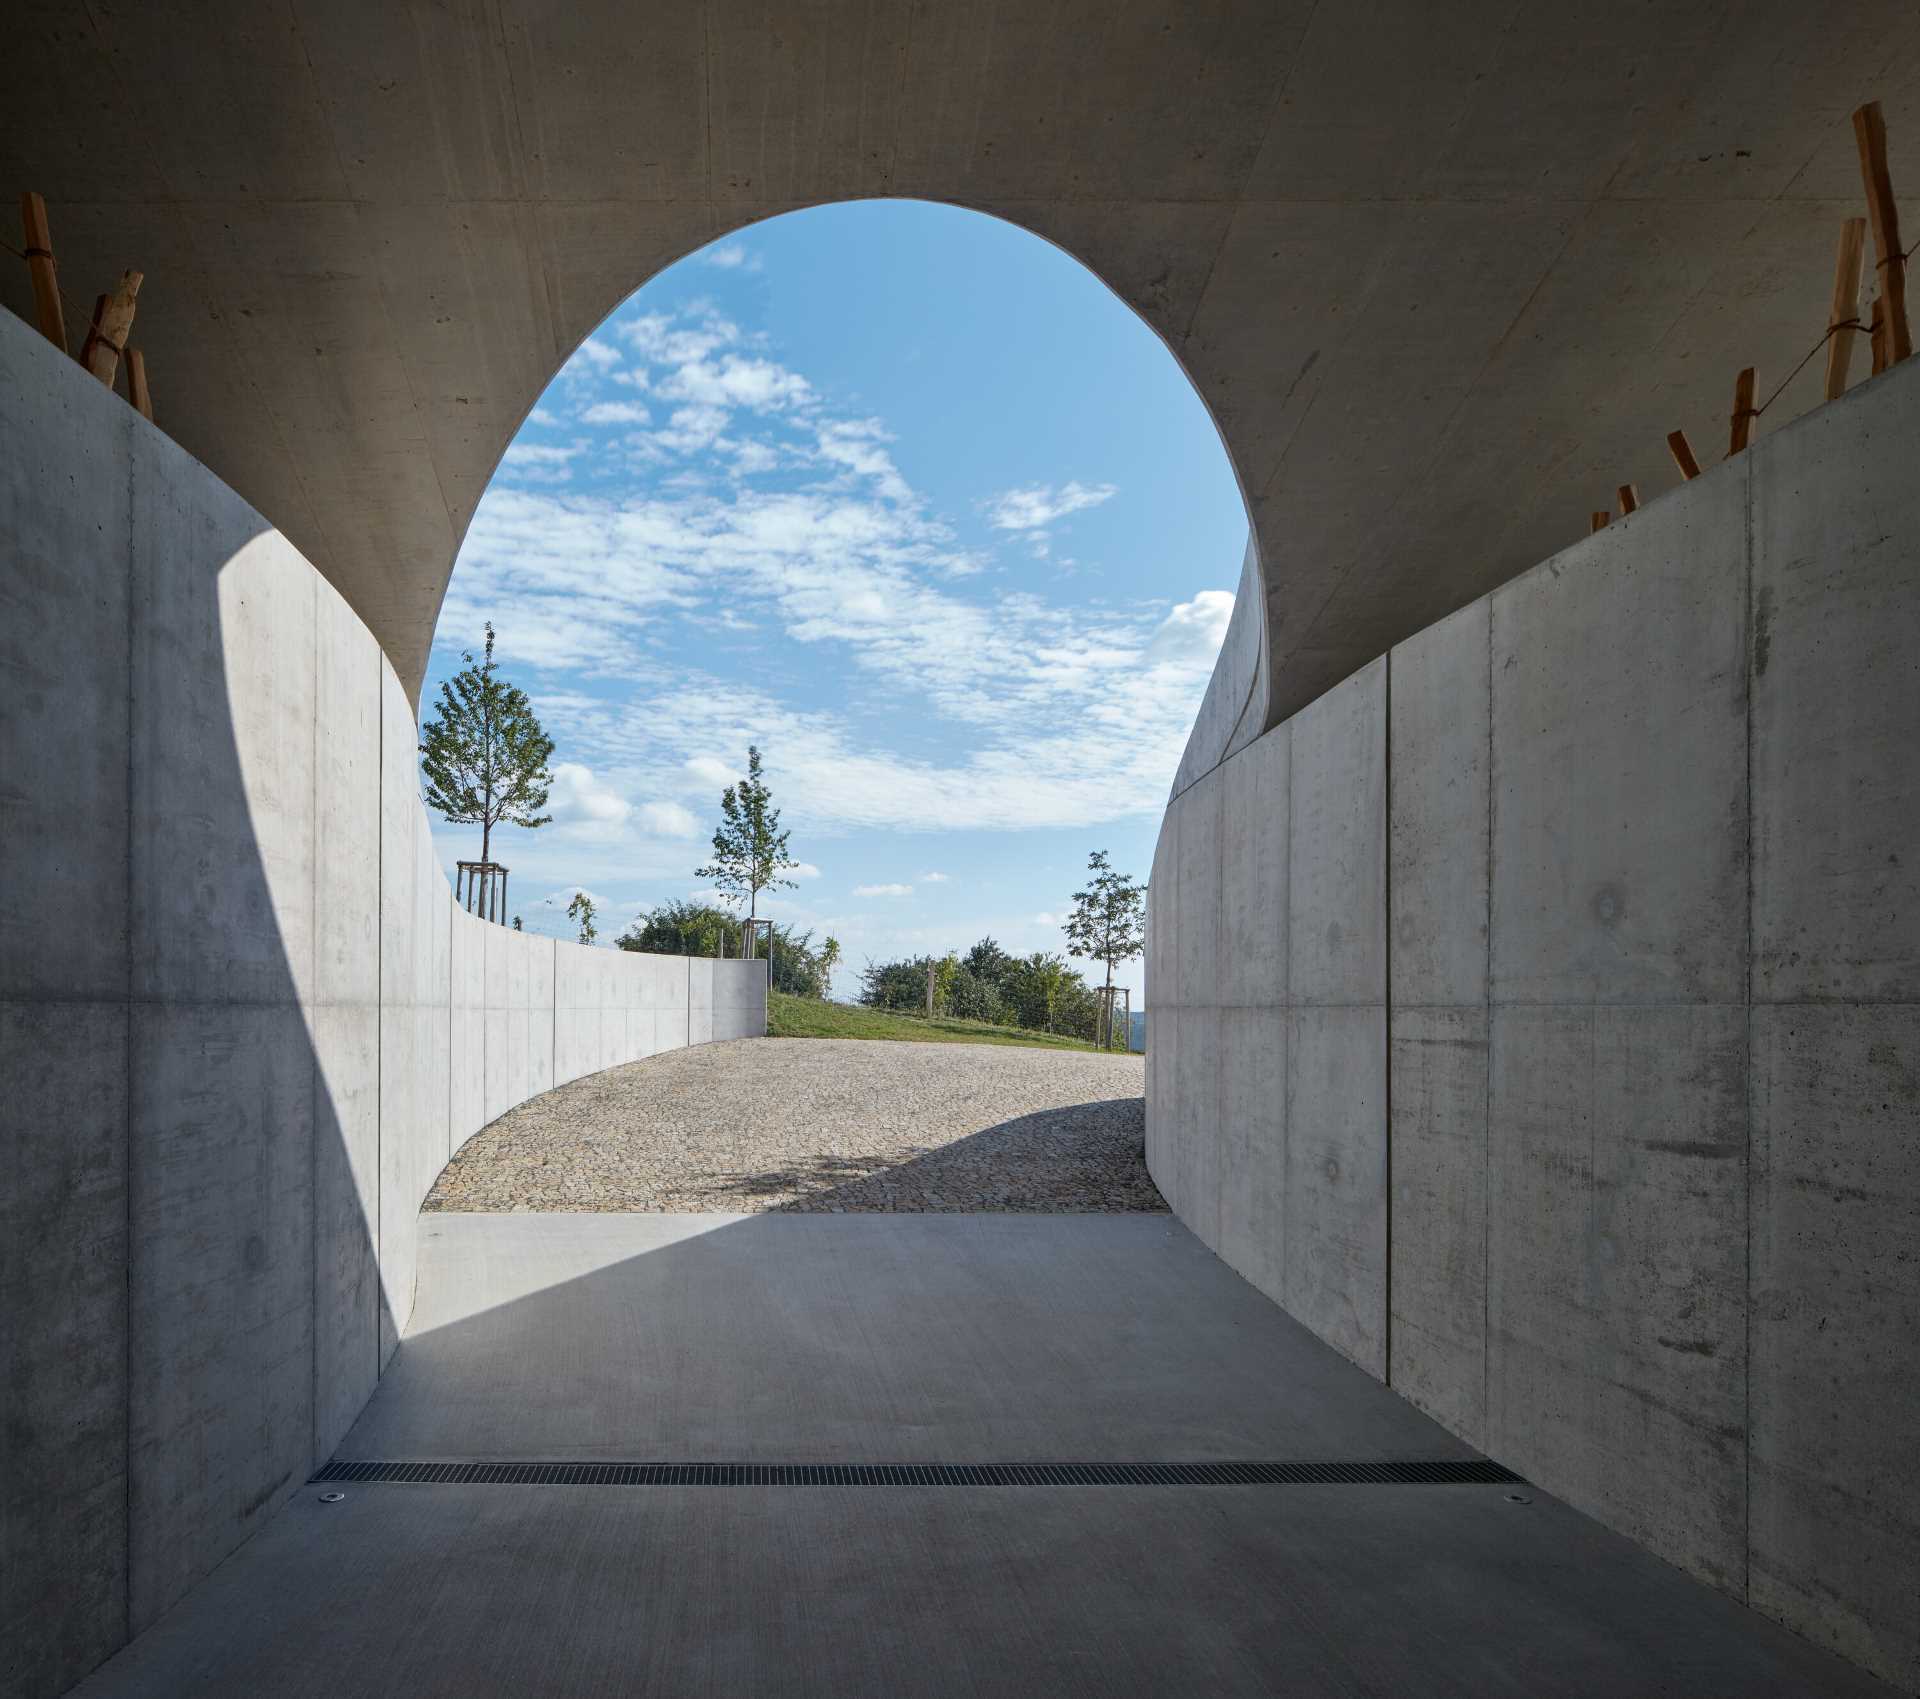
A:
[6,8,1920,1695]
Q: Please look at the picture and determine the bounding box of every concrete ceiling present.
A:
[4,1,1917,720]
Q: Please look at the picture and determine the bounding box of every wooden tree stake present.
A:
[1854,101,1911,364]
[81,268,142,387]
[127,349,153,421]
[1667,429,1702,480]
[1590,511,1609,533]
[1616,484,1639,516]
[1870,298,1890,374]
[19,191,67,352]
[1728,366,1757,456]
[1825,217,1867,400]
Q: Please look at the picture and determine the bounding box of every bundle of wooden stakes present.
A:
[15,190,153,420]
[1590,99,1908,536]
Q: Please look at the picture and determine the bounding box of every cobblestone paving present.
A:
[425,1036,1161,1213]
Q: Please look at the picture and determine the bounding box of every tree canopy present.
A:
[419,622,554,864]
[1064,850,1146,1048]
[695,745,799,932]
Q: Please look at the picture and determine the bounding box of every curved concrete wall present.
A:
[1148,356,1920,1690]
[0,308,765,1699]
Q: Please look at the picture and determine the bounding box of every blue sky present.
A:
[424,200,1245,1001]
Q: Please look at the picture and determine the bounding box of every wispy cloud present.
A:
[581,400,653,426]
[986,481,1117,531]
[920,871,950,883]
[699,242,763,273]
[854,882,913,898]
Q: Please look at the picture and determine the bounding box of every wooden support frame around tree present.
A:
[1616,484,1638,516]
[126,350,153,421]
[1825,216,1867,400]
[1590,511,1609,533]
[1728,367,1757,456]
[1870,299,1890,374]
[80,269,141,387]
[1854,101,1911,365]
[19,191,66,352]
[1667,429,1702,480]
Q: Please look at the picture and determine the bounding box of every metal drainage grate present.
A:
[311,1458,1523,1489]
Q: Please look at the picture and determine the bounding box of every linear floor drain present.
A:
[312,1458,1523,1488]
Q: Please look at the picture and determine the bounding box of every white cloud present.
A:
[699,242,762,272]
[539,885,603,908]
[1147,590,1235,665]
[920,871,950,883]
[548,761,631,825]
[790,862,822,880]
[660,355,811,413]
[505,444,579,466]
[1033,912,1060,927]
[636,800,701,838]
[855,883,913,898]
[528,408,560,427]
[581,400,653,426]
[986,481,1117,531]
[684,755,738,790]
[575,338,622,368]
[644,404,731,456]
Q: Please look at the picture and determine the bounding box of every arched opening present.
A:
[423,201,1247,1008]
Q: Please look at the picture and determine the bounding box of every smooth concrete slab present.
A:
[1218,727,1288,1009]
[75,1462,1892,1698]
[343,1213,1469,1467]
[1289,658,1385,1007]
[1750,363,1920,1002]
[1489,485,1748,1006]
[1388,1005,1489,1449]
[1487,1004,1749,1593]
[1389,598,1490,1008]
[1749,1004,1920,1685]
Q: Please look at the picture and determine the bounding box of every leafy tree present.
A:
[567,892,597,946]
[619,899,838,997]
[1064,850,1147,1050]
[695,746,799,945]
[963,936,1014,986]
[620,898,732,959]
[512,916,522,932]
[419,622,555,865]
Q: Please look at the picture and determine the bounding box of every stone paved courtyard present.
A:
[425,1036,1160,1214]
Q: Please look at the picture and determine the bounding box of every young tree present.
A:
[419,622,555,865]
[1064,850,1147,1050]
[567,892,597,946]
[512,916,522,932]
[695,746,799,947]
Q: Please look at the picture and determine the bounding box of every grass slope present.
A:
[767,991,1117,1054]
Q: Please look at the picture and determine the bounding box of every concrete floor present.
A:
[74,1213,1891,1697]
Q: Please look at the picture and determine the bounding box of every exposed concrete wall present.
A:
[1147,355,1920,1690]
[0,307,766,1699]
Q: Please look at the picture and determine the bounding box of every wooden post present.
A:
[1825,217,1868,400]
[1854,101,1911,365]
[1616,484,1639,516]
[19,192,67,352]
[1590,511,1609,533]
[126,350,153,421]
[1728,367,1756,456]
[1870,298,1890,375]
[1666,429,1702,480]
[81,269,142,387]
[925,958,935,1020]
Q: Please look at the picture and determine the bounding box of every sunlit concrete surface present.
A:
[72,1212,1891,1698]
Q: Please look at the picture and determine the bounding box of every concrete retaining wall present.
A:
[0,308,766,1699]
[1148,354,1920,1690]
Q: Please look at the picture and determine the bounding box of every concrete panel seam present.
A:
[122,401,136,1658]
[1383,648,1393,1388]
[1741,439,1755,1607]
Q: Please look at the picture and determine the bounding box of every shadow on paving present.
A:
[694,1098,1164,1212]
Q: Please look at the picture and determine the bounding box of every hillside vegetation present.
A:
[767,992,1118,1054]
